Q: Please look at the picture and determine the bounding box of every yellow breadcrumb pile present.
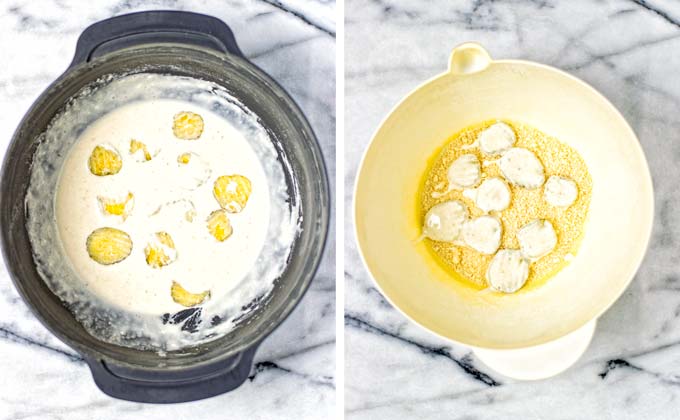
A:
[421,120,592,290]
[86,227,132,265]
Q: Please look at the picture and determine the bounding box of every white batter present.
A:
[57,100,269,314]
[26,73,300,351]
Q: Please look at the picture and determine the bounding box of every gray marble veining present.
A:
[0,0,334,419]
[345,0,680,418]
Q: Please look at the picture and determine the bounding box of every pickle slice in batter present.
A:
[171,281,210,307]
[544,175,578,208]
[213,174,252,213]
[172,111,204,140]
[177,152,192,164]
[206,209,233,242]
[486,249,529,293]
[517,219,557,260]
[88,145,122,176]
[150,199,196,223]
[478,122,516,156]
[448,154,481,189]
[465,177,511,214]
[86,227,132,265]
[144,231,178,268]
[499,147,545,189]
[129,139,153,162]
[176,152,212,190]
[462,215,502,255]
[422,200,468,242]
[97,192,134,220]
[432,154,481,198]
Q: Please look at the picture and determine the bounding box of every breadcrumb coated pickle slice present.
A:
[213,175,252,213]
[171,281,210,307]
[422,200,468,242]
[97,192,134,220]
[88,145,122,176]
[432,154,481,198]
[517,219,557,260]
[471,177,511,213]
[144,232,178,268]
[86,227,132,265]
[129,139,152,162]
[207,209,233,241]
[173,111,204,140]
[478,122,516,156]
[462,215,502,255]
[544,175,578,208]
[447,154,480,189]
[499,147,545,189]
[486,249,529,293]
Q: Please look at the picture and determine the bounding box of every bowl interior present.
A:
[355,60,653,349]
[1,44,329,368]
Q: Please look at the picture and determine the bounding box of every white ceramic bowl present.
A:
[354,42,654,379]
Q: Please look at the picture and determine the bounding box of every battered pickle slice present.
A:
[144,232,178,268]
[171,281,210,307]
[462,215,502,255]
[88,145,122,176]
[447,154,481,189]
[422,200,468,242]
[129,139,153,162]
[544,175,578,208]
[486,249,529,293]
[97,192,134,220]
[213,175,252,213]
[466,177,511,214]
[517,219,557,260]
[432,154,480,198]
[86,227,132,265]
[176,152,212,190]
[172,111,204,140]
[499,147,545,189]
[478,122,516,156]
[150,199,196,223]
[207,209,233,241]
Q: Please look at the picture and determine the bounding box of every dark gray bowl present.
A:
[0,11,329,403]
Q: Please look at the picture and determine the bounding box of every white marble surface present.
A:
[0,0,335,418]
[346,0,680,418]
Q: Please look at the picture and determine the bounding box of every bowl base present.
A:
[473,319,596,380]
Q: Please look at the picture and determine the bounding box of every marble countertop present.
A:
[0,0,335,419]
[345,0,680,418]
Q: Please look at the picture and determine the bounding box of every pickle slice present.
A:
[171,281,210,307]
[88,145,122,176]
[86,227,132,265]
[213,174,252,213]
